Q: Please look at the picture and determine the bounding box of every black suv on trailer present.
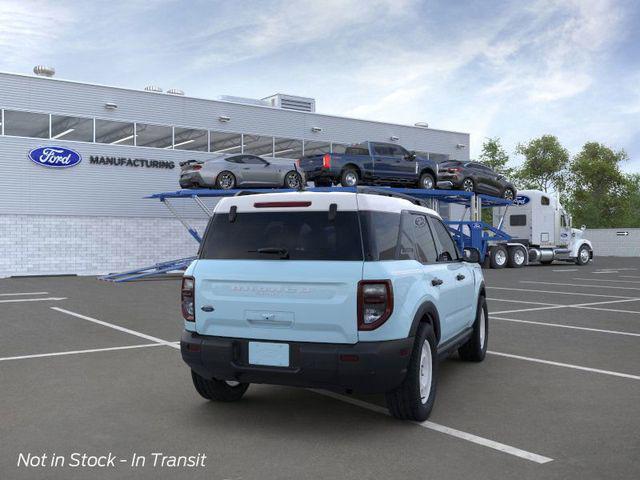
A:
[437,161,516,199]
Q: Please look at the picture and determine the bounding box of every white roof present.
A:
[214,191,440,217]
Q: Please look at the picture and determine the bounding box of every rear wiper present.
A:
[249,247,290,259]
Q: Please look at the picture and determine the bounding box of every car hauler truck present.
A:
[488,189,593,268]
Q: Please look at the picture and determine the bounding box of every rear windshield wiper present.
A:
[249,247,290,259]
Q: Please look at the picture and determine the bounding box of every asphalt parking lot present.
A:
[1,257,639,480]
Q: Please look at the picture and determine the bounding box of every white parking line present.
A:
[487,298,559,306]
[51,307,179,349]
[0,292,49,296]
[621,275,640,279]
[573,278,640,284]
[574,305,640,315]
[490,298,640,315]
[488,351,640,381]
[552,269,578,272]
[488,286,636,299]
[491,316,640,337]
[491,305,567,315]
[521,281,640,291]
[311,390,553,464]
[0,343,164,362]
[0,297,67,304]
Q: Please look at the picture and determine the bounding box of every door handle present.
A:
[431,278,443,286]
[201,305,214,312]
[456,274,466,281]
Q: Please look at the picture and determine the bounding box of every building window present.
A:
[274,137,303,159]
[135,123,172,149]
[303,140,331,156]
[243,135,274,156]
[3,110,49,138]
[173,127,208,151]
[210,131,242,154]
[51,115,93,142]
[95,119,135,145]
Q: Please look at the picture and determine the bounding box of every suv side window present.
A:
[410,213,438,263]
[428,217,459,262]
[373,144,392,156]
[226,156,243,163]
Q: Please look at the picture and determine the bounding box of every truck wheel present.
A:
[216,171,236,190]
[340,168,359,187]
[507,246,526,268]
[418,172,435,190]
[576,245,591,265]
[386,322,438,421]
[458,296,488,362]
[191,370,249,402]
[489,245,507,269]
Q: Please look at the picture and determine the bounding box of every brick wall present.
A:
[0,215,208,278]
[583,228,640,257]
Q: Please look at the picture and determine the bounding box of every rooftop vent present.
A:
[167,88,185,96]
[33,65,55,77]
[144,85,163,93]
[262,94,316,113]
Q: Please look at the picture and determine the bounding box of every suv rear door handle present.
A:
[456,274,466,281]
[431,278,443,286]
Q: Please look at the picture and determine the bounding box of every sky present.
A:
[1,0,639,171]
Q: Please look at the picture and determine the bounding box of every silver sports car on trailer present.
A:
[179,154,305,190]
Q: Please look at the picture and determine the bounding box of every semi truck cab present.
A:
[493,189,593,266]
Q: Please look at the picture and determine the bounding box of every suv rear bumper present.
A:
[181,330,413,394]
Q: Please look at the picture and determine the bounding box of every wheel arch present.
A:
[408,301,441,344]
[342,163,362,177]
[419,167,436,178]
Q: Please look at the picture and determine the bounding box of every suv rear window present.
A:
[199,211,363,261]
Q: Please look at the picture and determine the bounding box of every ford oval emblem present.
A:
[28,146,82,168]
[514,195,530,206]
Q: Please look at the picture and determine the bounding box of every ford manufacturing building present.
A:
[0,69,470,278]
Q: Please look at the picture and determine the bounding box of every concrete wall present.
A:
[584,228,640,257]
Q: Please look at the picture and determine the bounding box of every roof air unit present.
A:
[144,85,163,93]
[167,88,185,96]
[33,65,55,77]
[262,94,316,112]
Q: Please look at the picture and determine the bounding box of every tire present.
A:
[386,322,438,421]
[540,260,554,265]
[576,245,591,266]
[489,245,508,269]
[462,178,475,192]
[215,171,236,190]
[418,172,435,190]
[340,168,359,187]
[191,370,249,402]
[502,187,515,201]
[507,246,526,268]
[283,170,303,189]
[458,296,488,362]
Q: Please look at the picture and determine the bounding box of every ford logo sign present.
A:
[514,195,530,206]
[28,146,82,168]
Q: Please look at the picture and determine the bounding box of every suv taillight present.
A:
[358,280,393,330]
[322,153,331,168]
[181,276,195,322]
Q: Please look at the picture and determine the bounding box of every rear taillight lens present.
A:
[450,167,461,173]
[296,158,301,167]
[358,280,393,330]
[192,165,202,170]
[322,153,331,168]
[181,276,195,322]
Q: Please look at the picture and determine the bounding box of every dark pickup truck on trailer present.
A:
[298,141,439,189]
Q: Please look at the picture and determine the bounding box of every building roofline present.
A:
[0,70,470,137]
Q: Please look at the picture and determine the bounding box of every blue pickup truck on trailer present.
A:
[298,141,439,190]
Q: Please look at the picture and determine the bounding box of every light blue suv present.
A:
[180,189,488,421]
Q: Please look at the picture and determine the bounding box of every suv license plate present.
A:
[248,342,290,367]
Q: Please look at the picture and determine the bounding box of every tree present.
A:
[566,142,633,228]
[478,137,514,177]
[515,135,569,192]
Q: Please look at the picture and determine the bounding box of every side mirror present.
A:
[405,152,416,161]
[463,248,480,263]
[581,225,586,231]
